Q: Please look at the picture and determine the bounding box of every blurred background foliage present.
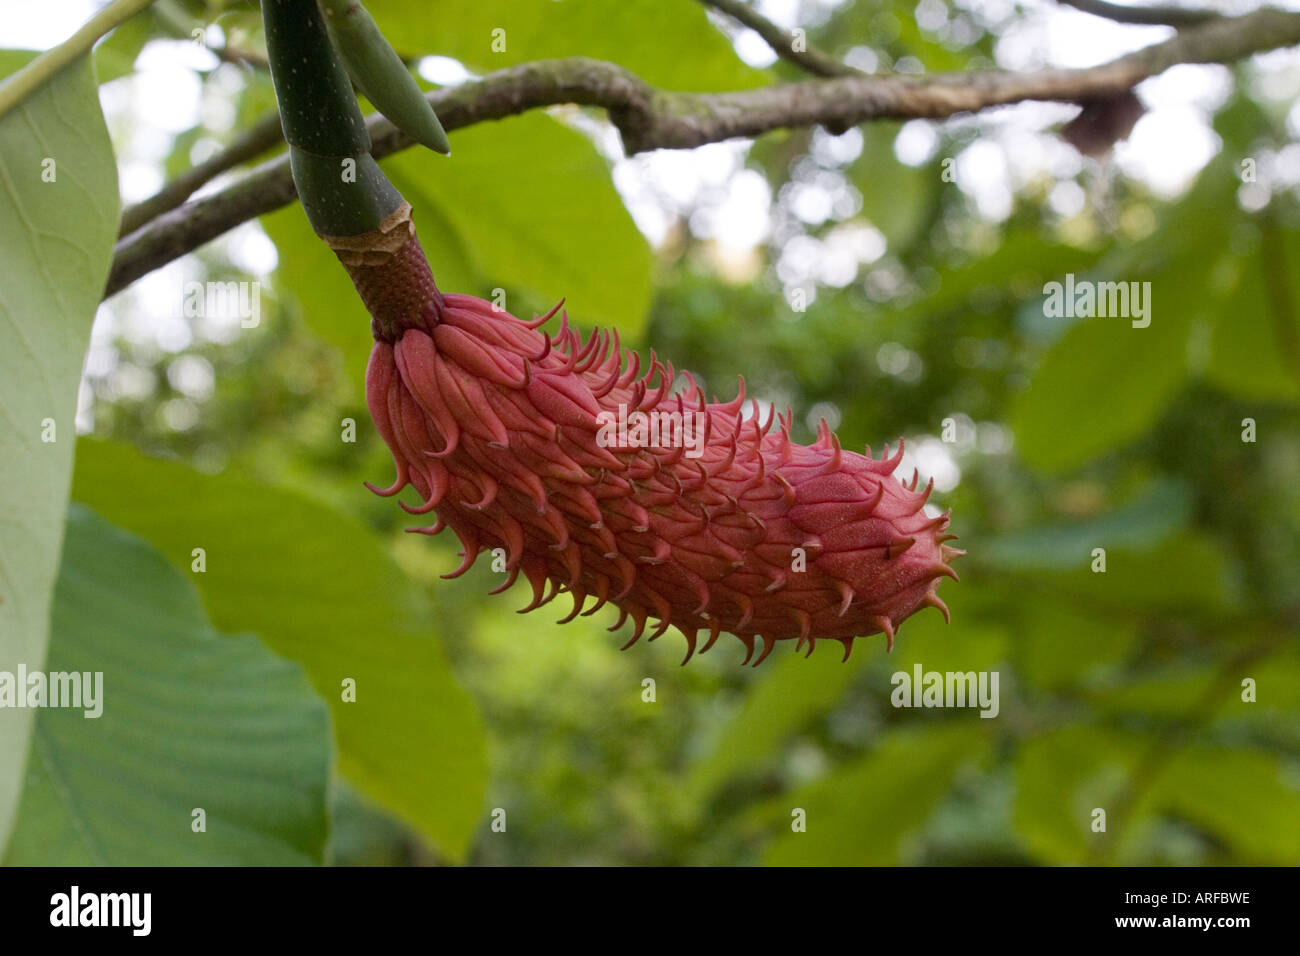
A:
[8,0,1299,865]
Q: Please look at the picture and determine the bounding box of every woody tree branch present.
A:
[697,0,858,77]
[106,6,1300,297]
[1055,0,1221,28]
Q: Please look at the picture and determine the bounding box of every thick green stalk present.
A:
[263,0,402,237]
[262,0,443,340]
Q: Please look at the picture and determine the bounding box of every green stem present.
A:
[319,0,358,17]
[263,0,438,338]
[0,0,156,120]
[264,0,368,156]
[263,0,403,236]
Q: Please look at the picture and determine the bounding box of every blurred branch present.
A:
[210,45,269,70]
[697,0,857,77]
[107,7,1300,297]
[118,111,284,237]
[1057,0,1221,27]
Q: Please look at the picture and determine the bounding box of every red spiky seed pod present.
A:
[363,269,962,666]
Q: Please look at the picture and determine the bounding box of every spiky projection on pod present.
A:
[365,286,962,666]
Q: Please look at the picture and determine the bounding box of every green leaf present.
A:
[982,529,1232,618]
[1018,726,1300,864]
[0,55,119,855]
[1090,665,1218,719]
[1090,645,1300,722]
[1014,724,1139,863]
[1203,225,1300,402]
[686,647,870,803]
[1010,156,1262,472]
[1043,531,1233,614]
[384,112,654,339]
[885,607,1008,676]
[762,724,989,865]
[981,479,1192,572]
[908,234,1100,321]
[5,506,330,865]
[93,8,156,83]
[1145,746,1300,863]
[0,51,38,79]
[1009,292,1192,473]
[370,0,765,92]
[70,440,488,863]
[384,162,481,296]
[1013,601,1138,692]
[0,31,146,87]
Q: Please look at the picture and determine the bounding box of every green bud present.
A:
[321,0,452,156]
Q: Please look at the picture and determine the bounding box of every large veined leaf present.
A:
[4,507,330,865]
[384,112,655,339]
[0,55,119,855]
[0,20,150,87]
[370,0,765,92]
[71,440,488,863]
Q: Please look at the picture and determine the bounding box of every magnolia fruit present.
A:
[360,251,961,666]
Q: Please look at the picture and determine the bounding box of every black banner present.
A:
[0,865,1286,942]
